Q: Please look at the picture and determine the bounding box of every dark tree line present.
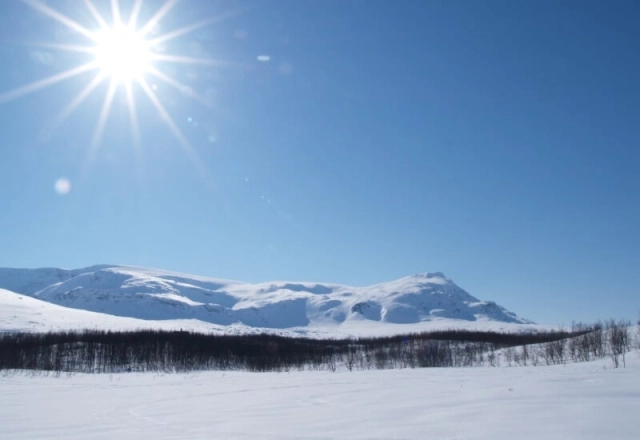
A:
[0,321,635,374]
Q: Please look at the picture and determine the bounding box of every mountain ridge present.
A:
[0,265,535,335]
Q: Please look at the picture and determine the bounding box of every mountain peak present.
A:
[415,271,448,280]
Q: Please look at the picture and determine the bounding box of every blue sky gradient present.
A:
[1,0,639,325]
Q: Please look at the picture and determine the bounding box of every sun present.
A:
[0,0,235,173]
[93,25,151,83]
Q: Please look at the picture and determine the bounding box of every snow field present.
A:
[1,351,638,440]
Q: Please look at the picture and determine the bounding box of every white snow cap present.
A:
[0,265,535,335]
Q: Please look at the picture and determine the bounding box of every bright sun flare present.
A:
[93,26,151,83]
[0,0,230,171]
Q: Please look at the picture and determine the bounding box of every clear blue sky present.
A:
[1,0,639,325]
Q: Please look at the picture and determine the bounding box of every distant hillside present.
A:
[0,265,534,335]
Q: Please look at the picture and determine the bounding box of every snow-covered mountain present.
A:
[0,265,534,335]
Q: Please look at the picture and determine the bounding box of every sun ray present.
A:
[110,0,122,26]
[22,0,96,41]
[55,73,106,128]
[83,0,109,30]
[146,66,192,95]
[38,73,105,142]
[125,81,142,148]
[139,79,191,152]
[24,41,95,54]
[150,54,217,66]
[128,0,144,29]
[146,66,213,107]
[148,18,219,46]
[125,80,146,191]
[150,53,243,70]
[89,80,118,157]
[149,7,248,47]
[0,62,96,104]
[140,79,217,189]
[138,0,179,37]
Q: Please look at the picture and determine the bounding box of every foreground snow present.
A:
[2,352,638,439]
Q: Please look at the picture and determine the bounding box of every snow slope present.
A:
[0,265,535,335]
[0,288,251,335]
[1,352,638,439]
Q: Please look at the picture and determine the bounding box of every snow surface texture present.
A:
[1,352,638,440]
[0,265,535,336]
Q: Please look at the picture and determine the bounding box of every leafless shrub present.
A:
[521,344,529,366]
[607,319,631,368]
[512,348,521,366]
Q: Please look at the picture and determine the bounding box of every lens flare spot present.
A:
[54,178,71,195]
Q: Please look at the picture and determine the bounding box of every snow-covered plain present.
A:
[2,352,638,440]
